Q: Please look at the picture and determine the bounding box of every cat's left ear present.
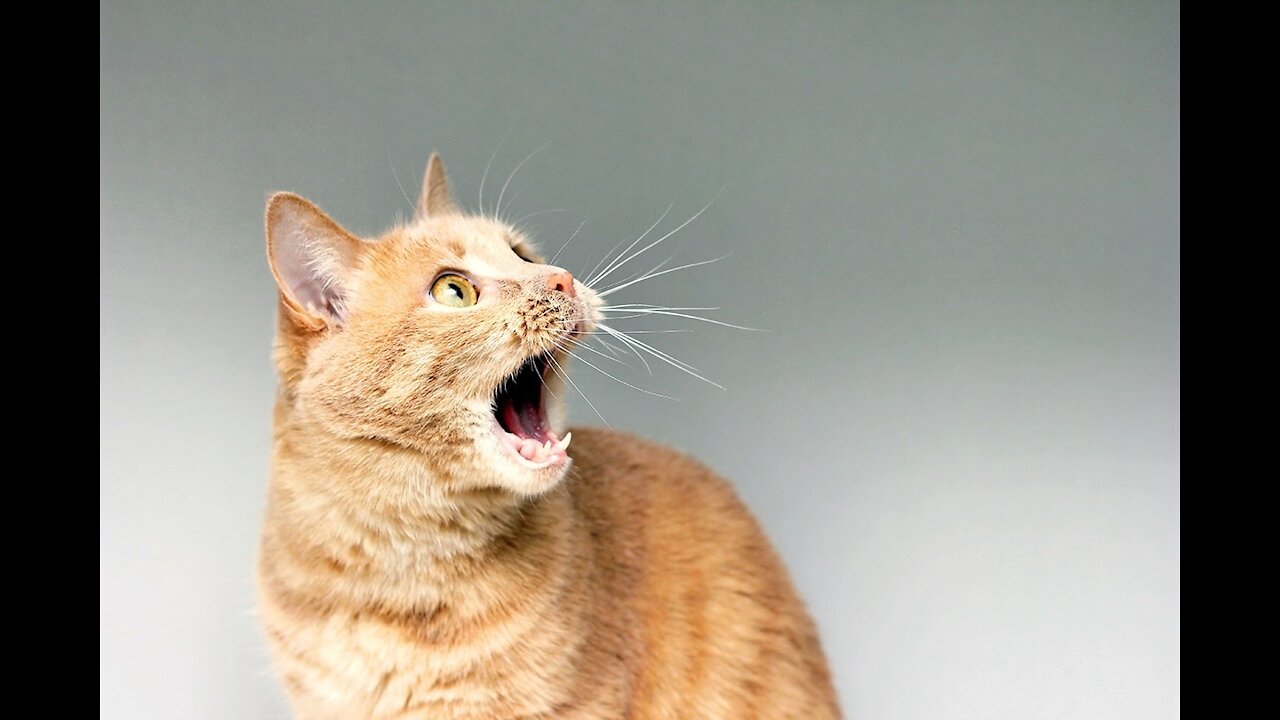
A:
[265,192,366,331]
[415,152,458,219]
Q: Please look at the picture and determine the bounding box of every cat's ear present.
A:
[265,192,365,330]
[415,152,458,219]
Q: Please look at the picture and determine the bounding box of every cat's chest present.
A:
[268,607,600,719]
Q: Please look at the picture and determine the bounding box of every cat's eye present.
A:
[429,273,479,307]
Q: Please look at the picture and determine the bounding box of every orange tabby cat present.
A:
[257,153,840,719]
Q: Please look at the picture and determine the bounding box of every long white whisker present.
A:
[562,348,678,400]
[590,312,656,321]
[478,126,513,215]
[604,327,721,388]
[550,221,585,266]
[596,326,652,373]
[587,202,674,286]
[512,208,569,226]
[599,324,725,389]
[547,355,611,428]
[535,362,560,400]
[596,254,677,295]
[565,339,628,365]
[602,304,721,311]
[600,325,699,373]
[388,153,414,214]
[588,191,722,288]
[597,256,729,298]
[496,140,552,220]
[583,235,632,286]
[498,185,529,220]
[590,336,630,361]
[587,328,694,335]
[596,313,700,321]
[602,307,761,331]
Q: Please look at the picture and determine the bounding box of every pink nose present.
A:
[545,270,576,298]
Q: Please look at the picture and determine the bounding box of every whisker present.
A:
[553,318,638,364]
[562,348,678,400]
[600,324,700,373]
[596,327,652,373]
[535,362,560,400]
[587,190,722,288]
[602,304,721,311]
[565,338,629,365]
[603,327,716,387]
[478,125,514,215]
[588,336,631,362]
[512,208,569,227]
[596,253,677,295]
[583,235,633,287]
[547,354,611,428]
[499,185,529,220]
[589,311,656,321]
[596,255,729,298]
[583,328,693,334]
[599,324,725,389]
[388,152,415,214]
[602,307,761,331]
[549,221,586,266]
[587,202,674,286]
[496,140,552,220]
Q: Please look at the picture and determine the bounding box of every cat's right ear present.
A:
[265,193,365,331]
[414,152,458,219]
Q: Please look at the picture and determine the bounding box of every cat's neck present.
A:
[263,405,584,618]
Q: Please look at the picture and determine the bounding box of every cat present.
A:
[257,152,841,719]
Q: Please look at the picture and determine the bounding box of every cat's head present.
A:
[265,154,599,497]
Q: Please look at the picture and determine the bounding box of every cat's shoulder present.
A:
[563,426,747,513]
[562,427,782,577]
[566,426,718,479]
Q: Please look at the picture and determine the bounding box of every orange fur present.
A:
[258,155,840,718]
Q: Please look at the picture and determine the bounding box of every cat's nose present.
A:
[544,270,576,298]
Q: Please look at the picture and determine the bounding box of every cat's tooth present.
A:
[555,432,572,452]
[519,439,540,459]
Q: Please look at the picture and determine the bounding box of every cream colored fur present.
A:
[258,154,840,718]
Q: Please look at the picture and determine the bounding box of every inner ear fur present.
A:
[265,192,366,331]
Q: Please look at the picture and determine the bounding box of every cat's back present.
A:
[565,427,841,718]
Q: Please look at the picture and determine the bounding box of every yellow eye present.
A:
[429,273,478,307]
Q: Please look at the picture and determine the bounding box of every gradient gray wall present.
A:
[100,2,1180,718]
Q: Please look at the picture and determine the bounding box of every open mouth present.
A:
[493,352,571,467]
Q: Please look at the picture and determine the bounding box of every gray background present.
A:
[100,2,1179,718]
